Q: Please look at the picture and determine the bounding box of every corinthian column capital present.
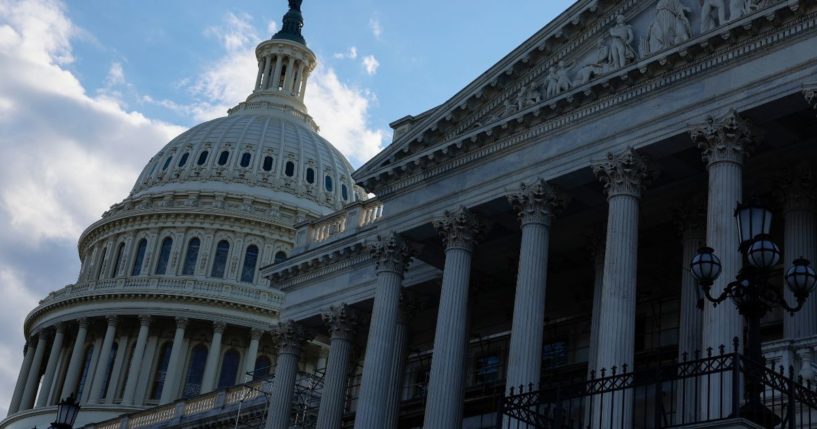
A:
[592,148,650,199]
[691,109,759,167]
[507,179,568,226]
[322,303,360,341]
[776,166,816,213]
[433,207,483,252]
[272,320,312,355]
[369,232,413,275]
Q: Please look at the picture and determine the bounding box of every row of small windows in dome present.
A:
[96,237,287,283]
[150,150,354,201]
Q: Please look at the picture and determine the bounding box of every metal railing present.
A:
[499,342,817,428]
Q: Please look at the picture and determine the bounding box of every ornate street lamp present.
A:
[49,394,80,429]
[690,200,817,425]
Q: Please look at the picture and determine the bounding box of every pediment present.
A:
[354,0,800,194]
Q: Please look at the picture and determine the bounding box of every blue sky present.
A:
[0,0,573,414]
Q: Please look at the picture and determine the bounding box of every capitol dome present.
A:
[1,2,350,428]
[130,104,361,215]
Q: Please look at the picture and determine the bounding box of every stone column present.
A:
[384,293,415,429]
[242,328,263,383]
[692,109,756,416]
[271,56,284,90]
[283,57,297,93]
[261,56,273,89]
[586,232,605,373]
[354,233,412,429]
[317,304,359,429]
[105,332,130,404]
[160,317,188,404]
[264,321,312,429]
[423,207,483,429]
[61,318,90,399]
[8,341,35,415]
[778,169,817,340]
[255,58,264,90]
[122,315,150,405]
[505,179,565,393]
[37,324,66,407]
[20,332,49,410]
[673,200,706,424]
[88,316,118,403]
[200,321,225,394]
[591,148,650,427]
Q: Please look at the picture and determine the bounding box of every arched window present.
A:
[262,156,273,171]
[112,242,125,277]
[177,152,189,167]
[341,184,349,201]
[96,247,108,280]
[253,355,272,380]
[240,152,251,167]
[217,150,230,166]
[325,176,333,192]
[306,168,315,184]
[131,239,147,276]
[182,238,200,275]
[197,150,209,166]
[210,240,230,278]
[76,345,95,399]
[183,344,208,397]
[162,156,173,170]
[274,251,287,264]
[101,342,119,399]
[217,349,241,389]
[154,237,173,275]
[150,342,173,400]
[240,245,259,283]
[285,161,295,177]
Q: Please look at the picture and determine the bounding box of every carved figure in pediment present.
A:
[556,61,572,94]
[701,0,726,32]
[608,15,636,70]
[502,98,516,117]
[641,0,691,56]
[545,67,560,98]
[575,41,610,85]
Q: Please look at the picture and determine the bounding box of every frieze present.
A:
[267,241,370,287]
[360,2,812,197]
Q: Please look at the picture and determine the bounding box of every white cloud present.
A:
[305,65,385,165]
[333,46,358,60]
[369,17,382,39]
[266,20,278,35]
[0,0,184,415]
[362,54,379,76]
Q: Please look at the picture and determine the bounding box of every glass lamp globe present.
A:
[746,235,781,270]
[734,201,772,248]
[691,247,722,286]
[786,258,817,297]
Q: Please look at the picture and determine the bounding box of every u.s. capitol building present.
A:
[4,0,817,428]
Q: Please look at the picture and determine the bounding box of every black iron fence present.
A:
[498,342,817,428]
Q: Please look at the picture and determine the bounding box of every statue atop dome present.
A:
[289,0,302,11]
[273,0,306,45]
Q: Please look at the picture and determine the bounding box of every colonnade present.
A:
[8,315,270,416]
[261,109,817,429]
[255,51,311,98]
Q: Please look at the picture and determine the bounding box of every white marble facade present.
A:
[6,0,817,428]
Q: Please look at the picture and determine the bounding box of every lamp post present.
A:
[690,201,817,425]
[48,395,80,429]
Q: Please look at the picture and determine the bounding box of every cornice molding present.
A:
[357,1,812,197]
[267,241,370,288]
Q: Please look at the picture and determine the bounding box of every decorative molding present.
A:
[213,321,227,334]
[592,148,651,199]
[267,241,370,287]
[175,317,189,330]
[321,303,360,341]
[433,207,484,252]
[272,320,312,355]
[690,109,759,167]
[369,233,413,275]
[805,83,817,112]
[507,179,568,226]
